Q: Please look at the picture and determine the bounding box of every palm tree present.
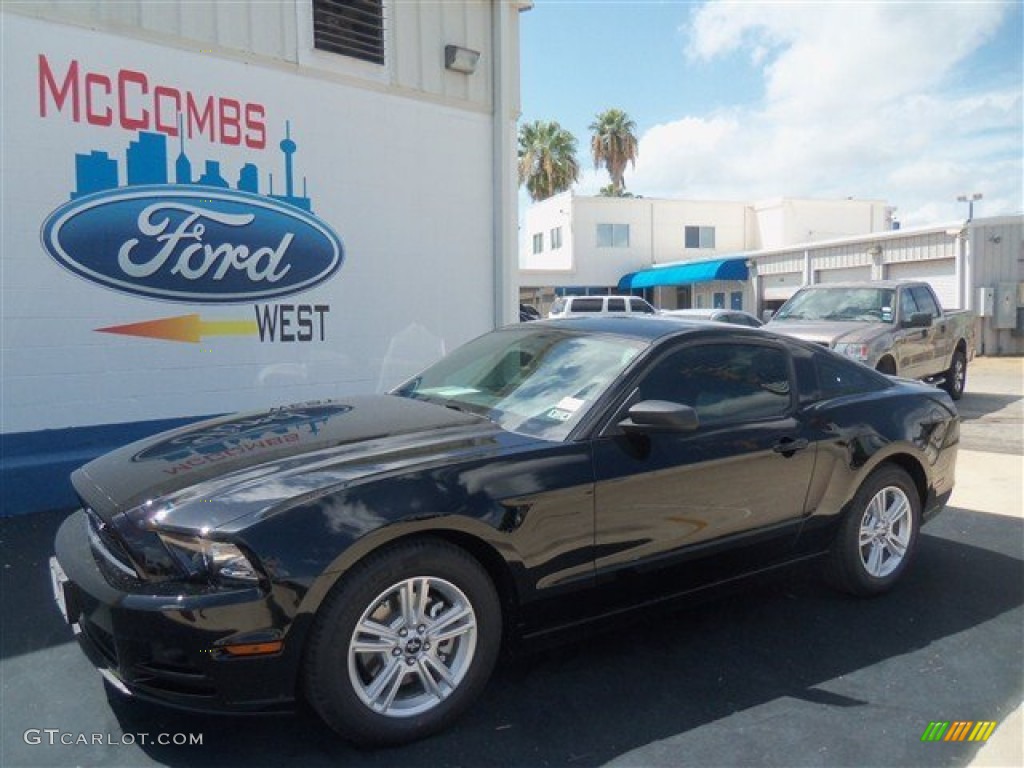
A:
[517,120,580,202]
[589,108,638,196]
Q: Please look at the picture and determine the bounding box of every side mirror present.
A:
[762,310,775,322]
[904,312,933,329]
[619,400,699,433]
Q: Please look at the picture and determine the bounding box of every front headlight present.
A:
[157,531,261,585]
[836,342,871,362]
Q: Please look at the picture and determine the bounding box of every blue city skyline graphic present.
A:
[71,120,313,212]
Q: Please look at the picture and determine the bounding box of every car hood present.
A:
[765,320,889,346]
[72,395,520,531]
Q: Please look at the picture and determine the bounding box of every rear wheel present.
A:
[304,539,501,746]
[941,348,967,400]
[825,466,921,596]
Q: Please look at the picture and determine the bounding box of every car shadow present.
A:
[957,391,1020,421]
[2,506,1020,767]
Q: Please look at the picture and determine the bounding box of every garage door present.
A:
[761,272,804,301]
[815,266,872,283]
[887,259,958,308]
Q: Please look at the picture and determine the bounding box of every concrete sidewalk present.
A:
[954,449,1024,768]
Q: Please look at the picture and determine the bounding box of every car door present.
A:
[908,285,950,377]
[894,286,928,377]
[590,338,821,608]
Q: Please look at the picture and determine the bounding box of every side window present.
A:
[816,353,887,398]
[572,298,604,313]
[630,298,655,314]
[637,343,792,425]
[607,298,626,312]
[910,286,940,318]
[899,288,920,323]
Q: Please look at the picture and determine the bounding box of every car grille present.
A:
[84,508,140,579]
[79,616,118,667]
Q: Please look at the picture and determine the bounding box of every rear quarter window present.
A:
[815,352,889,398]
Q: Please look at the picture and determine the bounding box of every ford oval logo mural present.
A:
[41,186,344,303]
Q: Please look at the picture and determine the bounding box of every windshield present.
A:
[773,287,895,323]
[393,327,646,440]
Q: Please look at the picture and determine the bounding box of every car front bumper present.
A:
[52,509,302,714]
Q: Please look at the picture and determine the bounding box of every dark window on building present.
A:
[684,225,716,249]
[596,223,630,248]
[532,232,543,254]
[313,0,385,65]
[550,226,563,249]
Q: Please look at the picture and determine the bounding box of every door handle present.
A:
[773,437,809,456]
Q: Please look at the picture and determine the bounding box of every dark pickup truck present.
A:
[765,280,975,399]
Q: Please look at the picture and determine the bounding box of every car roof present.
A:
[662,308,720,317]
[526,315,747,342]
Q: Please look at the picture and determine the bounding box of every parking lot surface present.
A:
[1,356,1021,767]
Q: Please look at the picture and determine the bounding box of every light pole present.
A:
[957,192,982,221]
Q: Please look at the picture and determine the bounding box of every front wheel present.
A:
[825,466,921,596]
[303,539,501,746]
[941,348,967,400]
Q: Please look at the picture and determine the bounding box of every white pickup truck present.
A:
[765,280,975,399]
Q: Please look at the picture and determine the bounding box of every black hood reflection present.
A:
[72,395,495,524]
[132,403,352,463]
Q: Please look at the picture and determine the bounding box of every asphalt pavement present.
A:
[1,356,1021,768]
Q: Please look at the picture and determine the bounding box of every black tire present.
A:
[941,348,967,400]
[824,466,921,596]
[303,539,501,746]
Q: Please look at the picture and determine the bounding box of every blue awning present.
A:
[618,257,749,290]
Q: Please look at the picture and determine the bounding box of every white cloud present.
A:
[632,1,1022,225]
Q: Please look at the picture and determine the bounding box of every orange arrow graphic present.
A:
[96,314,259,344]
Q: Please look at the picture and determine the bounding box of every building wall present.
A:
[970,216,1024,355]
[0,2,524,514]
[749,217,1024,354]
[751,198,891,249]
[5,0,496,110]
[520,193,893,294]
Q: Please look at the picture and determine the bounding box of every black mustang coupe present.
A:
[51,317,959,745]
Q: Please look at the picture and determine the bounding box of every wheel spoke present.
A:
[365,658,406,712]
[866,541,885,575]
[414,577,431,624]
[886,532,907,558]
[885,494,909,525]
[353,618,400,653]
[399,579,418,626]
[415,657,446,702]
[428,603,475,643]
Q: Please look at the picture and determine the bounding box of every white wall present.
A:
[751,197,890,249]
[1,6,516,434]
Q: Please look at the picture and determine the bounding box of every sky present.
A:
[519,0,1024,227]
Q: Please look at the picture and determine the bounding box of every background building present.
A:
[519,192,894,312]
[1,0,529,515]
